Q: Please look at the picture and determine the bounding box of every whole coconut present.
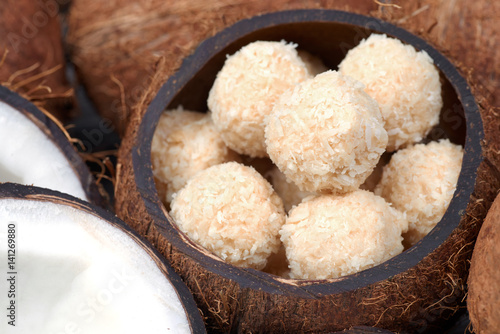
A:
[468,193,500,333]
[0,0,74,120]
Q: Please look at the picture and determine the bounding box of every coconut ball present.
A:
[151,108,239,205]
[170,162,286,270]
[374,139,463,247]
[265,165,315,212]
[339,34,442,151]
[280,190,408,280]
[265,70,388,193]
[208,40,311,157]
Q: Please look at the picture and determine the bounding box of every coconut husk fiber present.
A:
[67,0,379,136]
[468,192,500,334]
[0,0,74,121]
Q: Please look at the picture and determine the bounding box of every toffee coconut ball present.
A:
[170,162,286,270]
[375,139,463,247]
[265,70,388,193]
[151,109,239,205]
[280,190,408,280]
[339,34,442,151]
[208,40,311,157]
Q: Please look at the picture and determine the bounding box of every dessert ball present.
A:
[208,40,311,157]
[170,162,286,270]
[280,190,408,279]
[375,139,463,247]
[151,109,239,205]
[265,165,315,212]
[339,34,442,151]
[265,70,388,193]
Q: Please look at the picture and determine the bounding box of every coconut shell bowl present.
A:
[115,9,492,333]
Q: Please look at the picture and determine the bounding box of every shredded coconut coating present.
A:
[170,162,286,270]
[265,70,388,193]
[265,165,315,212]
[151,109,239,205]
[374,139,463,247]
[339,34,442,151]
[208,40,311,157]
[280,190,408,280]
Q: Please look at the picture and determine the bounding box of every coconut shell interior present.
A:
[114,10,496,333]
[0,85,104,206]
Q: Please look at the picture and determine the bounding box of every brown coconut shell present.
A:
[0,85,104,206]
[0,0,75,121]
[67,0,379,136]
[334,328,395,334]
[114,10,497,333]
[468,192,500,333]
[0,182,207,334]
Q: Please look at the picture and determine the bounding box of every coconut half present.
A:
[114,10,494,333]
[0,184,205,334]
[0,86,103,203]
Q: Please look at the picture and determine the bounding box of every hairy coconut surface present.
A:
[0,86,103,205]
[468,193,500,334]
[114,11,496,333]
[0,183,206,334]
[0,0,74,121]
[67,0,378,135]
[334,328,395,334]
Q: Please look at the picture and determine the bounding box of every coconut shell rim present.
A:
[0,85,105,206]
[0,182,207,334]
[132,9,483,295]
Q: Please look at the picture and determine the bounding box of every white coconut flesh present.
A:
[0,198,191,334]
[0,101,87,200]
